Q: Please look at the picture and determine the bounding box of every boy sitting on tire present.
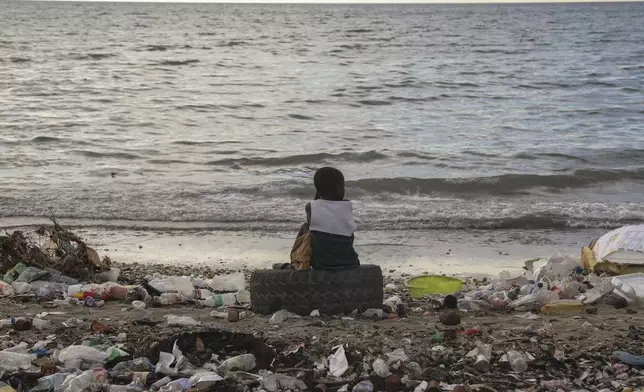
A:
[279,167,360,270]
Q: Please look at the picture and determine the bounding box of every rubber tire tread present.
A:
[250,265,384,315]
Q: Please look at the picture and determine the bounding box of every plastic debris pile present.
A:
[0,221,112,282]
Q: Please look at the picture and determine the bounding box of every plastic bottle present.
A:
[540,300,582,315]
[3,263,26,284]
[216,354,256,373]
[32,373,71,391]
[193,289,213,300]
[530,289,558,305]
[11,281,31,294]
[150,377,172,391]
[474,342,492,373]
[413,381,428,392]
[107,385,142,392]
[63,369,108,392]
[0,282,14,296]
[158,293,187,305]
[506,350,528,373]
[261,373,307,391]
[202,293,237,308]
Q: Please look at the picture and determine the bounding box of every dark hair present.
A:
[314,167,345,201]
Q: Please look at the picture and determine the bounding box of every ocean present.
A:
[1,2,644,272]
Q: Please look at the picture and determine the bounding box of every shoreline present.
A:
[0,217,602,276]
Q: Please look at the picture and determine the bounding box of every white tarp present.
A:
[593,225,644,263]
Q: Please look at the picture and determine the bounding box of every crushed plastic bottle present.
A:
[269,309,289,325]
[217,354,256,373]
[413,381,428,392]
[474,342,492,372]
[189,373,223,391]
[158,293,187,306]
[208,273,245,292]
[60,369,108,392]
[32,318,51,331]
[32,373,72,392]
[150,377,172,391]
[362,309,385,318]
[352,381,374,392]
[159,378,190,392]
[3,263,26,284]
[164,315,200,326]
[261,373,307,391]
[372,358,391,377]
[506,350,528,373]
[202,293,237,308]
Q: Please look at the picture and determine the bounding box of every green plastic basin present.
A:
[404,275,463,298]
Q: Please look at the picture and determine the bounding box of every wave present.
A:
[288,114,316,120]
[31,136,65,143]
[1,212,640,231]
[357,100,392,106]
[71,150,141,160]
[156,59,200,66]
[206,151,388,167]
[342,169,644,196]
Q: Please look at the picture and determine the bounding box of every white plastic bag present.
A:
[208,273,245,292]
[12,281,32,294]
[328,345,348,377]
[386,348,409,364]
[0,351,34,373]
[32,318,52,331]
[57,345,107,368]
[0,281,15,296]
[372,358,391,377]
[149,276,195,298]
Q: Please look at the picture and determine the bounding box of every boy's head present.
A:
[314,167,345,201]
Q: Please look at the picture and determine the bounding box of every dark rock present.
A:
[443,295,458,309]
[13,318,32,331]
[585,307,598,315]
[439,310,461,326]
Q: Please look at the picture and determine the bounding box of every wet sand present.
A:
[0,216,602,276]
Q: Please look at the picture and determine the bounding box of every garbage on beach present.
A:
[404,275,464,298]
[582,224,644,275]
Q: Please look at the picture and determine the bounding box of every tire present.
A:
[250,265,384,316]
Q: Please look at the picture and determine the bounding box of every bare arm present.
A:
[305,202,311,224]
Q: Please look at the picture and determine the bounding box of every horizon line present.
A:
[19,0,644,3]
